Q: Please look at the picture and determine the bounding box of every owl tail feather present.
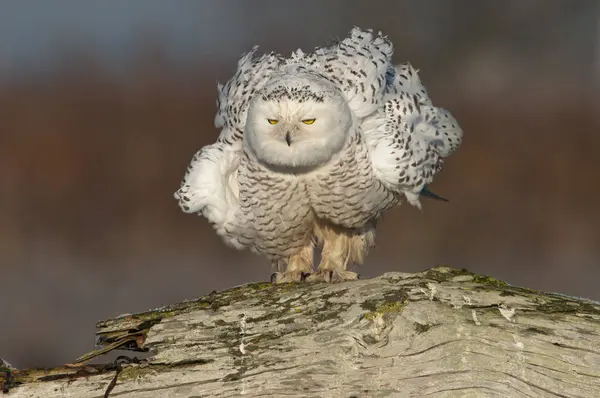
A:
[420,187,449,202]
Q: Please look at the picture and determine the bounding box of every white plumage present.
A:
[175,27,463,283]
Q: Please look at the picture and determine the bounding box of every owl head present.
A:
[244,70,353,171]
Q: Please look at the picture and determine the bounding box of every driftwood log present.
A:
[3,267,600,397]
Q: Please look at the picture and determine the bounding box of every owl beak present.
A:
[285,132,292,146]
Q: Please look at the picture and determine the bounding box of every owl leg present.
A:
[347,223,376,266]
[270,243,314,284]
[307,222,376,283]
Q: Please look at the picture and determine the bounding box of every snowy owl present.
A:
[174,27,463,283]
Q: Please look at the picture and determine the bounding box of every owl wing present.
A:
[174,49,281,245]
[286,27,393,119]
[363,65,463,208]
[384,63,432,106]
[174,142,238,225]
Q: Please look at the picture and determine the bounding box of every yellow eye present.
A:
[267,119,279,125]
[302,118,316,125]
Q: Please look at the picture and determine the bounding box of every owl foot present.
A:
[270,271,311,284]
[306,269,359,283]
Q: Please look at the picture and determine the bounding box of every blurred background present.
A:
[1,0,599,368]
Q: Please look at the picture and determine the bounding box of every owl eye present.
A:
[302,118,316,125]
[267,119,279,125]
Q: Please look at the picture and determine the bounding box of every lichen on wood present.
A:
[4,267,600,397]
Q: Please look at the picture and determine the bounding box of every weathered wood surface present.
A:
[4,267,600,397]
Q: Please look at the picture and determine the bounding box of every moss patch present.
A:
[364,299,408,321]
[534,298,600,316]
[422,267,512,290]
[422,267,472,283]
[472,274,509,289]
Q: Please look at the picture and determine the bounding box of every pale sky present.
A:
[0,1,598,81]
[0,1,247,73]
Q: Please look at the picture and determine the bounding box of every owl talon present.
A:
[306,270,359,283]
[271,271,308,284]
[300,272,311,282]
[270,272,279,284]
